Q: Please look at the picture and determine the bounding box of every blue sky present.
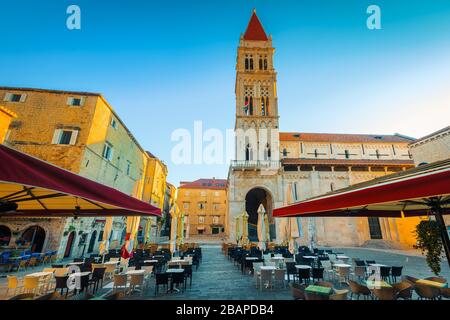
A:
[1,0,450,186]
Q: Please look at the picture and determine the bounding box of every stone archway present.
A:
[21,225,46,253]
[0,225,11,246]
[245,187,275,242]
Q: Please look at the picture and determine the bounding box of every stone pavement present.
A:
[132,244,293,300]
[1,244,449,300]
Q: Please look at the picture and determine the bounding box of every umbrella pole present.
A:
[434,207,450,267]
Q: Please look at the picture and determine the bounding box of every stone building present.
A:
[409,126,450,166]
[0,105,16,143]
[409,126,450,227]
[228,11,421,249]
[177,179,228,237]
[0,87,165,257]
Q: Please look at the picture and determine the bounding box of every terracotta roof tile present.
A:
[179,178,228,190]
[279,132,415,143]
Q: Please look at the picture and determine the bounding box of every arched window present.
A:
[245,58,249,70]
[249,57,254,70]
[264,59,268,70]
[259,58,263,70]
[249,97,253,115]
[245,144,252,161]
[261,97,266,116]
[264,143,271,160]
[282,148,288,158]
[0,225,11,246]
[344,150,350,159]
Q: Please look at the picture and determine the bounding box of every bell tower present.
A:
[234,10,280,165]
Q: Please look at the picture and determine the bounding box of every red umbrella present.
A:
[0,144,161,217]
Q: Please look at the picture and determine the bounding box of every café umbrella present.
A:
[0,144,162,217]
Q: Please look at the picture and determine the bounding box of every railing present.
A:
[230,160,280,170]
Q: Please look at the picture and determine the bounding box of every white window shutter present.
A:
[51,129,61,144]
[67,97,74,105]
[69,130,79,145]
[3,93,12,102]
[19,94,27,102]
[80,97,86,106]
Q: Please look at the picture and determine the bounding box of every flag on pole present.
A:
[243,99,249,115]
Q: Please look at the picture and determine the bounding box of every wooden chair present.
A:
[258,269,273,290]
[440,287,450,299]
[273,269,286,288]
[414,284,441,300]
[113,274,128,293]
[9,293,35,300]
[104,263,117,280]
[129,274,145,296]
[23,276,40,297]
[330,289,349,300]
[424,276,447,284]
[348,280,372,300]
[290,283,306,300]
[372,287,397,300]
[5,275,21,298]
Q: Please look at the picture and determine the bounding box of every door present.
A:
[64,231,76,258]
[368,217,383,239]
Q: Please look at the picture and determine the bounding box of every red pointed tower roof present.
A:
[243,10,268,41]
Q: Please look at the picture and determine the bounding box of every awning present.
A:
[0,144,161,217]
[273,159,450,218]
[273,159,450,266]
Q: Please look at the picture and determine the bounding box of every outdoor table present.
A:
[270,257,284,260]
[144,260,158,263]
[333,263,351,268]
[260,266,276,271]
[246,257,259,260]
[67,262,84,266]
[26,271,53,278]
[103,261,118,265]
[363,280,392,289]
[303,256,317,259]
[69,271,91,277]
[416,279,448,288]
[166,268,185,293]
[305,285,333,296]
[126,270,145,275]
[367,263,387,267]
[295,265,312,269]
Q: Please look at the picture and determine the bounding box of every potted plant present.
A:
[414,220,443,275]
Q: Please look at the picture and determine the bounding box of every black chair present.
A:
[77,273,91,294]
[155,273,169,295]
[355,260,366,267]
[311,268,324,282]
[390,266,403,283]
[172,272,186,292]
[297,268,311,284]
[184,264,193,287]
[54,275,70,297]
[285,262,297,283]
[88,267,106,293]
[379,266,391,282]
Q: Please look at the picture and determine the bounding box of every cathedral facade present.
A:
[227,11,421,249]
